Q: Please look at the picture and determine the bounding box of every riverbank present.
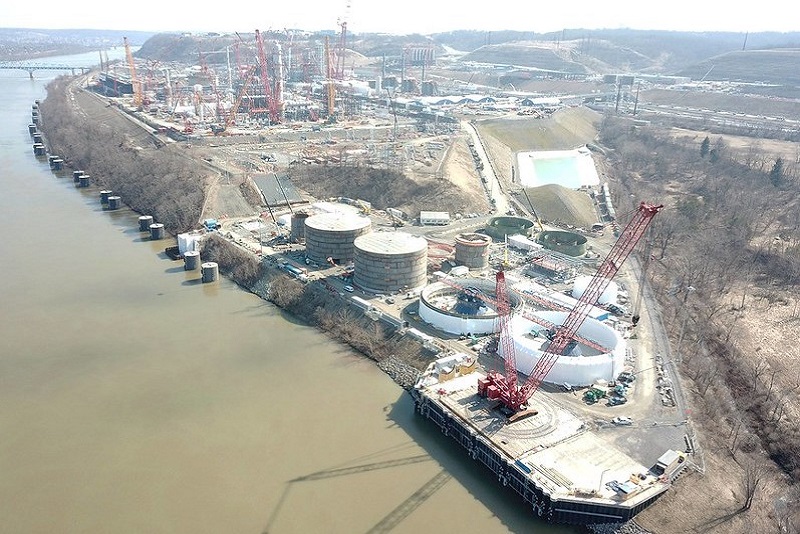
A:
[200,233,428,388]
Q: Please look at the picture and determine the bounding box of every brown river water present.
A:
[0,51,573,534]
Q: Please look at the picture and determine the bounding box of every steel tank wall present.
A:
[484,216,536,240]
[353,232,428,293]
[454,233,491,270]
[537,230,587,257]
[304,213,372,264]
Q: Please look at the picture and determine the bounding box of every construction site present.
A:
[50,27,701,528]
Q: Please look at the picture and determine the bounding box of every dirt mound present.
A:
[514,184,597,228]
[286,165,484,217]
[478,107,600,152]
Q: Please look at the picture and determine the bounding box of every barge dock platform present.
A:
[412,365,672,524]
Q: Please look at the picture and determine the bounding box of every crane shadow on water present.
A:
[261,445,433,534]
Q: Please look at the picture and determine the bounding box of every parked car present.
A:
[343,285,354,292]
[612,416,633,426]
[607,395,628,406]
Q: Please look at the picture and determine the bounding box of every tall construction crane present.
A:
[324,36,336,121]
[334,0,351,80]
[123,36,143,108]
[215,65,258,134]
[254,29,283,125]
[478,201,663,416]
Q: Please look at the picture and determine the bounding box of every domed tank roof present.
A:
[354,232,427,255]
[305,212,371,232]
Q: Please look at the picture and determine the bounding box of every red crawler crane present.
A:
[478,201,663,415]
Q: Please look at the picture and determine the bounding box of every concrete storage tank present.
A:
[455,233,491,270]
[418,279,524,335]
[572,275,618,305]
[290,211,310,243]
[511,311,626,387]
[304,212,372,264]
[353,232,427,293]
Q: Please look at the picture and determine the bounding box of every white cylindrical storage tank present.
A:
[511,311,626,387]
[572,275,619,305]
[304,212,372,264]
[201,261,219,283]
[184,250,200,270]
[353,232,428,294]
[454,232,491,270]
[290,211,310,243]
[138,215,154,231]
[149,223,165,240]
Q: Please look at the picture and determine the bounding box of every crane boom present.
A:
[222,66,257,131]
[516,201,663,404]
[495,271,518,393]
[123,36,143,108]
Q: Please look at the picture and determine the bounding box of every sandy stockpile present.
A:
[515,184,598,228]
[477,107,601,153]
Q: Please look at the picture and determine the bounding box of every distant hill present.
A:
[459,42,589,74]
[132,29,800,93]
[430,29,800,79]
[0,28,155,61]
[677,48,800,86]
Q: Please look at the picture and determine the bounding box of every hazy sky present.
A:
[5,0,799,35]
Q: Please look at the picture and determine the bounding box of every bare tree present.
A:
[739,456,765,512]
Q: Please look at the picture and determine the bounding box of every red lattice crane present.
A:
[254,30,282,125]
[478,201,663,414]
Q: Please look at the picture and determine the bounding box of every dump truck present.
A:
[584,387,607,404]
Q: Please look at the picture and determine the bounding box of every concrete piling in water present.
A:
[72,170,83,183]
[107,196,121,210]
[78,175,90,188]
[184,250,200,270]
[201,262,219,283]
[100,190,113,204]
[28,124,37,135]
[33,143,45,156]
[138,215,154,231]
[149,223,165,240]
[52,158,63,171]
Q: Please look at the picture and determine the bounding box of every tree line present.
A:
[38,77,206,234]
[600,116,800,526]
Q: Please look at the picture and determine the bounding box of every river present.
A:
[0,49,574,534]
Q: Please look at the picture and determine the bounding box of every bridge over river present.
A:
[0,62,90,78]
